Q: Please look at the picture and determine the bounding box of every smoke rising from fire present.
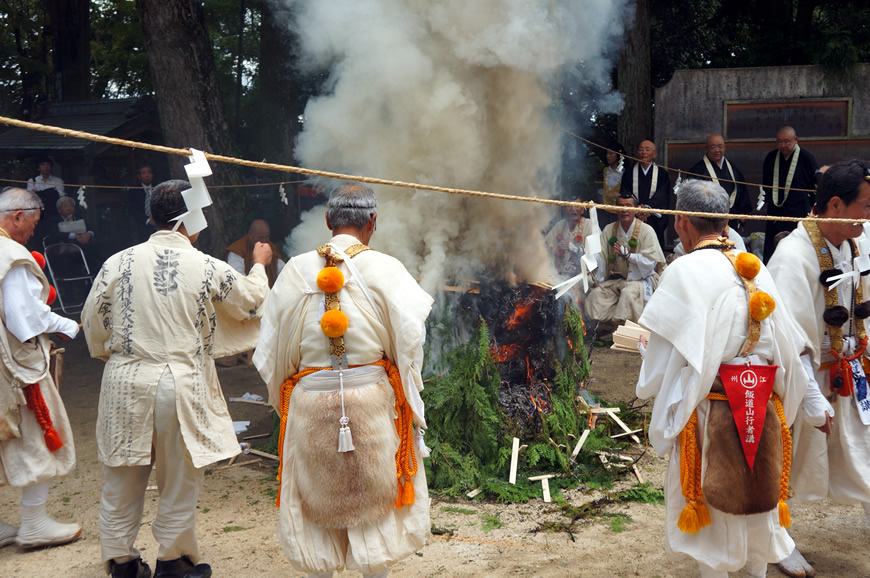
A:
[281,0,629,293]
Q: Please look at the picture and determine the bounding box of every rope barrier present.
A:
[564,129,817,193]
[0,115,863,224]
[0,176,311,190]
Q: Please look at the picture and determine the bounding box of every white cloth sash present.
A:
[704,156,737,208]
[772,145,801,207]
[298,365,386,392]
[633,163,658,200]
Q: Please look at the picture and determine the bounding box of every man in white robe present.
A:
[637,179,812,577]
[768,159,870,577]
[544,200,594,277]
[586,193,665,335]
[0,188,81,550]
[254,183,433,578]
[83,180,272,578]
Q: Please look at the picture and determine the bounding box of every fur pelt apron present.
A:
[289,366,399,528]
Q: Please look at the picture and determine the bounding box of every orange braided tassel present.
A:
[677,410,710,534]
[773,393,792,528]
[23,383,63,452]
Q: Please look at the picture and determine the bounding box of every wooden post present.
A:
[509,437,520,485]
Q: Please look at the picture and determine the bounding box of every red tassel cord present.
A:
[23,383,63,452]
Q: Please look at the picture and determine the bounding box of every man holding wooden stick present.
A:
[0,187,81,550]
[636,179,814,577]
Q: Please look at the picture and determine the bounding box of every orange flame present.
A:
[494,344,523,363]
[507,301,534,330]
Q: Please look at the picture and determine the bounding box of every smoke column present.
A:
[282,0,629,294]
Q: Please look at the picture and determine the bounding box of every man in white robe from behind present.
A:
[254,182,433,578]
[768,159,870,577]
[83,180,272,578]
[637,179,813,577]
[0,188,81,549]
[586,193,665,335]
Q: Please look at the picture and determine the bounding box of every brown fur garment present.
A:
[288,379,398,528]
[701,392,782,515]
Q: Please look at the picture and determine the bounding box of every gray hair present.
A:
[327,182,378,229]
[0,187,42,216]
[675,179,729,235]
[56,195,75,210]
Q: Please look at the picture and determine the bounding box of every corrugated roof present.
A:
[0,98,153,154]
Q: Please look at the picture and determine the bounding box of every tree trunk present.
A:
[136,0,248,257]
[617,0,652,155]
[49,0,90,101]
[256,1,305,240]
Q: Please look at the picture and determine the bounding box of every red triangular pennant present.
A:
[717,364,779,471]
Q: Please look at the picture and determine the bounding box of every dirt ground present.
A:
[2,336,869,577]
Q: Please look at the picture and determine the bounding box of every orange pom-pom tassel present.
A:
[735,252,761,279]
[31,251,46,269]
[402,476,415,505]
[316,266,345,293]
[47,285,57,306]
[44,427,63,452]
[749,291,776,321]
[320,309,348,338]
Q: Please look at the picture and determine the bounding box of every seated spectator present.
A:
[46,196,98,273]
[27,157,64,247]
[545,199,594,277]
[226,219,285,288]
[586,193,665,339]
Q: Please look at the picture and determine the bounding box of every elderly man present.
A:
[586,193,665,338]
[0,188,81,549]
[768,160,870,577]
[688,134,753,232]
[620,140,671,248]
[637,179,811,577]
[83,180,272,578]
[762,126,819,262]
[226,219,285,288]
[544,199,593,277]
[254,182,433,578]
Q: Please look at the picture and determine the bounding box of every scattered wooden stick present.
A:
[227,397,270,406]
[509,438,520,485]
[249,449,279,461]
[570,429,591,460]
[242,433,271,440]
[610,429,643,439]
[528,474,557,503]
[214,457,263,471]
[609,412,641,444]
[632,464,645,484]
[466,488,483,499]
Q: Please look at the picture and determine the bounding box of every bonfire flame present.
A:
[506,301,534,330]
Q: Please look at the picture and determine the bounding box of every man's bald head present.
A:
[705,134,726,163]
[247,219,271,244]
[776,126,798,157]
[637,140,657,165]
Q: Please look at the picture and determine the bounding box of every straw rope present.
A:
[0,176,309,190]
[1,115,862,224]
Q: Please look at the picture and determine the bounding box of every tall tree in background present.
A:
[617,0,651,153]
[49,0,90,101]
[136,0,248,256]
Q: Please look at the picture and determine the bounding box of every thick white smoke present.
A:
[283,0,629,294]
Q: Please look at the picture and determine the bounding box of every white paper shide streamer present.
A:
[76,186,87,209]
[553,206,602,299]
[172,149,213,235]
